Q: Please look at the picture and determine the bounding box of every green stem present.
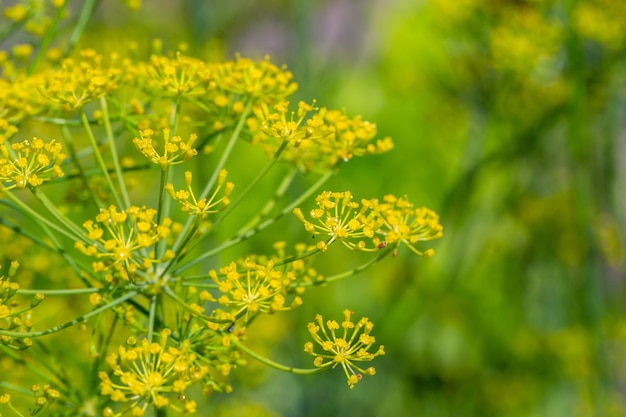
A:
[17,288,99,295]
[0,191,84,243]
[64,0,98,57]
[88,315,118,396]
[174,170,332,274]
[210,139,290,231]
[161,285,229,324]
[32,187,86,238]
[230,337,326,375]
[293,245,395,288]
[171,101,252,253]
[0,291,138,339]
[59,125,105,208]
[0,195,96,286]
[79,108,123,208]
[99,96,130,208]
[27,1,67,75]
[147,295,158,343]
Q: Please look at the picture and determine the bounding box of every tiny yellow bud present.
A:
[89,292,102,306]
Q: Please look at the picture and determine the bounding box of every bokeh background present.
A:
[4,0,626,416]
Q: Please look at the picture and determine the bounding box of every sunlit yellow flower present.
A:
[74,206,174,282]
[0,137,65,189]
[99,330,204,415]
[209,258,302,321]
[132,128,198,170]
[253,105,393,173]
[304,309,385,389]
[165,169,234,218]
[293,191,378,252]
[365,194,443,256]
[37,49,122,109]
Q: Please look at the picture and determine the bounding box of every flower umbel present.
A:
[74,206,174,282]
[209,258,302,322]
[132,128,199,170]
[99,330,202,416]
[165,170,234,218]
[304,309,385,389]
[0,137,65,189]
[366,194,444,256]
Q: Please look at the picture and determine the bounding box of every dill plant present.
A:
[0,1,443,416]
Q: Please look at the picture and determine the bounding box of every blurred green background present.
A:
[7,0,626,415]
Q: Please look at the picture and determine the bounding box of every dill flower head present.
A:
[141,53,208,97]
[165,169,234,218]
[36,49,122,109]
[252,105,394,173]
[74,206,175,283]
[294,191,443,255]
[366,194,444,256]
[293,191,377,252]
[209,55,298,102]
[132,128,199,170]
[0,137,66,189]
[304,309,385,389]
[209,258,302,322]
[99,330,202,415]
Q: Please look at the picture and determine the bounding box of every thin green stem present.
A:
[1,192,85,243]
[32,187,86,238]
[0,196,96,286]
[79,109,123,208]
[174,170,332,274]
[99,96,130,208]
[147,295,158,343]
[27,1,67,75]
[64,0,98,57]
[171,101,252,253]
[0,216,56,252]
[17,288,99,295]
[292,245,395,288]
[59,125,105,208]
[88,315,118,396]
[210,139,290,231]
[0,291,138,339]
[230,337,326,375]
[161,285,229,324]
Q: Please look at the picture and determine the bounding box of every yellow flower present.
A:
[165,170,234,218]
[209,258,302,321]
[99,330,205,414]
[304,309,385,389]
[253,104,393,173]
[74,206,174,282]
[36,49,122,109]
[0,137,65,190]
[132,128,199,170]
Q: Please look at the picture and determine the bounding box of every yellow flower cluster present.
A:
[2,0,67,36]
[74,206,174,282]
[252,102,394,173]
[0,118,18,142]
[209,258,303,322]
[304,309,385,389]
[293,191,443,255]
[0,261,43,349]
[37,49,123,110]
[99,330,201,416]
[132,128,199,170]
[0,384,61,416]
[165,169,234,218]
[0,137,65,190]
